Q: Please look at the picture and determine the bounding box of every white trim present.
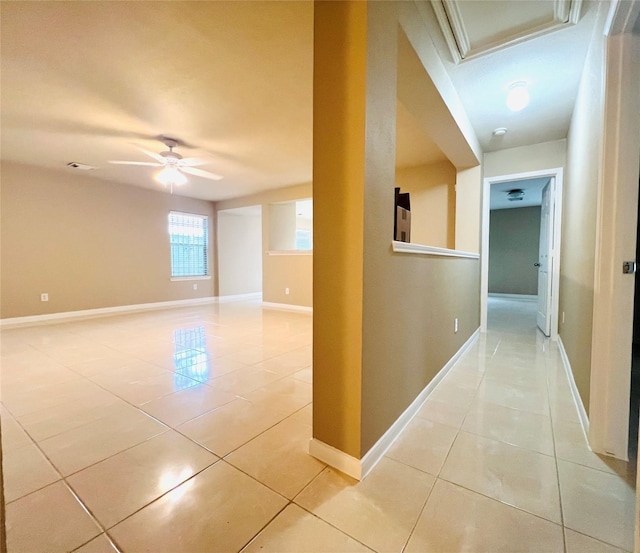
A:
[308,440,363,480]
[266,250,313,256]
[557,336,590,444]
[588,31,640,461]
[481,167,564,340]
[218,293,262,303]
[262,302,313,314]
[170,276,212,282]
[309,328,480,480]
[488,293,538,301]
[391,241,480,259]
[0,297,218,329]
[430,0,582,63]
[427,0,463,63]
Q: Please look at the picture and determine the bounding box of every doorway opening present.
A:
[481,168,564,339]
[217,205,263,299]
[487,177,548,313]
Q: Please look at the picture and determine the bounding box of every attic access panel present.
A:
[429,0,582,62]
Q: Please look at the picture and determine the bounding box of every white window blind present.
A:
[168,211,209,277]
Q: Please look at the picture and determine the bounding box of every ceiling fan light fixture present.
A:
[155,166,187,187]
[506,82,530,112]
[506,188,525,201]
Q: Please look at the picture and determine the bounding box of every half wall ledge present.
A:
[391,241,480,259]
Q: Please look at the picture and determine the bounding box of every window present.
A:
[295,228,313,250]
[168,211,209,277]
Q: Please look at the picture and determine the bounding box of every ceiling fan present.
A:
[109,137,223,191]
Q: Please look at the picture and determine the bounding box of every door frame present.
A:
[589,3,640,462]
[593,5,640,548]
[480,167,564,339]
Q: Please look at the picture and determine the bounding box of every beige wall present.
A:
[455,165,483,254]
[489,207,541,295]
[313,2,481,459]
[1,162,216,319]
[360,2,480,455]
[263,253,312,307]
[217,208,262,297]
[216,182,313,308]
[559,22,606,413]
[395,161,456,248]
[484,139,567,178]
[268,202,297,250]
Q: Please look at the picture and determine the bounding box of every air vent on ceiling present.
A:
[67,162,96,170]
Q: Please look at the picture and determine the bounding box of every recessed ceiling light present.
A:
[506,82,529,112]
[493,127,508,136]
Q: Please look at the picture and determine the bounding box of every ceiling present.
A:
[0,1,314,201]
[1,1,604,201]
[420,0,603,152]
[490,177,549,210]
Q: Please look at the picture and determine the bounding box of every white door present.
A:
[537,179,554,336]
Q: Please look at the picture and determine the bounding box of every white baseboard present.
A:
[309,327,481,480]
[489,293,538,301]
[0,296,219,329]
[218,292,262,303]
[308,440,363,480]
[557,336,590,442]
[262,302,313,314]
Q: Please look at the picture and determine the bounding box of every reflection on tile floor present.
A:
[1,298,637,552]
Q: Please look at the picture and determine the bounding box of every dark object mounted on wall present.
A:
[394,187,411,243]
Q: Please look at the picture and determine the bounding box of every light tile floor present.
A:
[1,297,637,552]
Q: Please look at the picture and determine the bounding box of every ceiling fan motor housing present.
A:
[159,137,183,163]
[160,151,183,163]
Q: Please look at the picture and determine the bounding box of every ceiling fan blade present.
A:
[179,157,215,167]
[109,161,163,166]
[131,144,166,163]
[181,166,224,181]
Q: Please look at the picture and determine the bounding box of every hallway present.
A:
[1,298,636,552]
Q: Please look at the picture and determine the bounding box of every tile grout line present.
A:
[7,301,580,551]
[236,462,339,553]
[404,327,569,539]
[3,332,313,550]
[400,331,495,552]
[544,339,568,553]
[14,339,310,477]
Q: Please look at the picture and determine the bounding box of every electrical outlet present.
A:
[285,287,290,295]
[454,318,459,333]
[41,293,49,302]
[193,283,198,290]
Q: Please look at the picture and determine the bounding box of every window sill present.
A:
[391,241,480,259]
[170,276,212,281]
[266,250,313,256]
